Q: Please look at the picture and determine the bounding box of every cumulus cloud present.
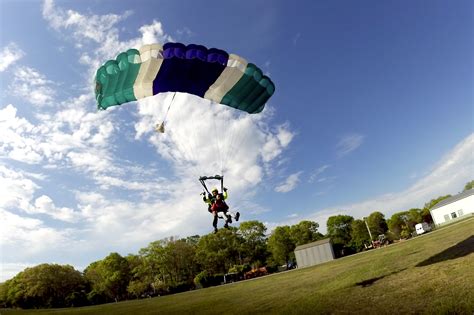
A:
[0,101,114,167]
[0,42,25,72]
[33,195,77,222]
[336,133,364,158]
[0,164,40,212]
[275,171,303,193]
[8,66,56,107]
[135,94,293,190]
[0,208,76,276]
[139,20,174,44]
[42,0,131,45]
[261,123,295,163]
[42,0,172,74]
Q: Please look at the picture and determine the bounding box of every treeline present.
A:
[1,181,471,309]
[0,220,323,309]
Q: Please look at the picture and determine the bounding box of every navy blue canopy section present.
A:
[153,43,229,97]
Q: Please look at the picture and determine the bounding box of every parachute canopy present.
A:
[95,42,275,114]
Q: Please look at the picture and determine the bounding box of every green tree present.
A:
[238,220,268,267]
[195,228,242,275]
[463,180,474,191]
[326,215,354,246]
[424,195,452,210]
[267,226,295,266]
[367,211,388,237]
[162,239,199,289]
[387,211,417,239]
[84,253,131,303]
[0,264,87,309]
[327,215,354,256]
[420,207,433,224]
[290,220,324,246]
[137,240,168,295]
[407,208,423,226]
[126,254,151,298]
[350,219,371,252]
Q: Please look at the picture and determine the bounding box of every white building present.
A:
[430,189,474,226]
[294,238,335,268]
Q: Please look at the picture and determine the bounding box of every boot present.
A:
[213,227,218,234]
[235,212,240,222]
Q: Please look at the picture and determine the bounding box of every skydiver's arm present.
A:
[223,190,228,200]
[203,194,213,204]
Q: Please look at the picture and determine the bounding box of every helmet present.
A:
[211,187,218,193]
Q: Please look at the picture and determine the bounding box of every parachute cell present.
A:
[95,42,275,114]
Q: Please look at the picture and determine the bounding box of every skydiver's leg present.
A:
[212,211,218,233]
[225,210,240,222]
[224,211,232,224]
[220,202,239,222]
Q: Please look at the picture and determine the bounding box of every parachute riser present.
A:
[154,92,177,133]
[199,175,224,194]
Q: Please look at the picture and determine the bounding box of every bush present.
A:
[194,271,224,288]
[194,271,209,289]
[228,264,251,274]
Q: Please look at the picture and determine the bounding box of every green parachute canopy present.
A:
[95,42,275,114]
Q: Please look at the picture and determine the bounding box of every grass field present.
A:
[2,217,473,315]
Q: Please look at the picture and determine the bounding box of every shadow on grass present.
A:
[416,235,474,267]
[355,269,407,288]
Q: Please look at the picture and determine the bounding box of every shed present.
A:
[294,238,335,268]
[430,189,474,226]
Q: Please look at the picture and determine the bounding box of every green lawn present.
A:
[3,217,473,314]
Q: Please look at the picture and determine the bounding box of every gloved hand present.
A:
[223,187,227,192]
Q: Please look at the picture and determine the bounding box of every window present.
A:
[451,212,457,219]
[444,214,450,221]
[458,209,464,216]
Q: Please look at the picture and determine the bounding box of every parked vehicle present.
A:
[415,222,432,235]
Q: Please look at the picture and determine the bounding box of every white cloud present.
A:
[0,42,25,72]
[0,164,39,212]
[0,208,73,259]
[261,122,295,162]
[176,27,193,38]
[9,66,56,107]
[309,164,330,183]
[42,0,172,76]
[336,133,364,158]
[139,20,174,44]
[42,0,131,45]
[275,171,303,193]
[135,94,293,191]
[0,97,118,168]
[33,195,77,222]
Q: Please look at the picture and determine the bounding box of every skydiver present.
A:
[203,187,240,233]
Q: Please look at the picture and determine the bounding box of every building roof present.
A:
[431,189,474,210]
[294,238,331,251]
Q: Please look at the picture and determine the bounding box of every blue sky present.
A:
[1,0,472,281]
